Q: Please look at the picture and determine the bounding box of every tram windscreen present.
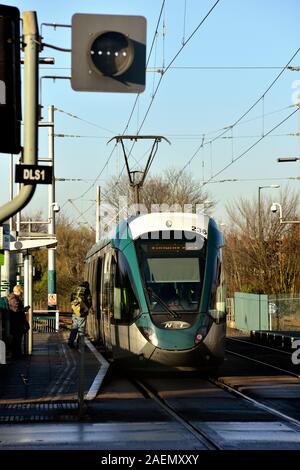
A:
[136,231,206,313]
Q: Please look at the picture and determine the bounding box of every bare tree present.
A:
[224,188,300,295]
[20,210,48,234]
[33,214,95,307]
[103,168,214,213]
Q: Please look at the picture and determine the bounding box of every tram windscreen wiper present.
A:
[147,288,181,319]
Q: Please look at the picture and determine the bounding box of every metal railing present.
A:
[268,294,300,331]
[33,310,59,333]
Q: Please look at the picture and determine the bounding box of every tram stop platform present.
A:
[250,329,300,351]
[0,326,109,420]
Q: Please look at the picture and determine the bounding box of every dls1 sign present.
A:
[15,164,53,184]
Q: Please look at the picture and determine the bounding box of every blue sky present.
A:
[0,0,299,228]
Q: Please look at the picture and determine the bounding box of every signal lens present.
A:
[90,31,134,77]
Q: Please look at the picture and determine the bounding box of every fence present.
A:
[233,292,269,331]
[227,292,300,332]
[226,297,234,326]
[268,294,300,331]
[33,300,70,313]
[33,310,60,333]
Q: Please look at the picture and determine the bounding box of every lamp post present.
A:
[271,202,300,225]
[277,157,300,163]
[257,185,279,330]
[258,185,280,243]
[277,156,300,178]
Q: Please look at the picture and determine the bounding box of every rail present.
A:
[33,310,59,332]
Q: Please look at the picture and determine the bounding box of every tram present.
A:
[85,212,226,370]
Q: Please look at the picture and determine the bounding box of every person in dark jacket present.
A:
[8,285,30,358]
[68,281,92,348]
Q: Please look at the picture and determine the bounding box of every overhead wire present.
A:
[54,107,116,134]
[204,176,300,184]
[136,0,222,136]
[60,1,298,227]
[60,1,168,221]
[116,0,222,183]
[121,0,166,137]
[67,0,222,209]
[202,106,300,187]
[177,47,300,176]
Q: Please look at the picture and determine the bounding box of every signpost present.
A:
[15,164,53,184]
[48,293,57,306]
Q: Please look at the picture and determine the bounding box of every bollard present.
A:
[55,310,59,331]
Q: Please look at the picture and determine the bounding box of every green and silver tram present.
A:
[85,212,226,370]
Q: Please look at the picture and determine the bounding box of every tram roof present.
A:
[85,212,214,259]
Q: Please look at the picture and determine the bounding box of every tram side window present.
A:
[94,256,102,315]
[113,251,140,324]
[102,252,114,314]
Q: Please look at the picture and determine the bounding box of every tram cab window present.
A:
[113,250,140,324]
[136,231,206,314]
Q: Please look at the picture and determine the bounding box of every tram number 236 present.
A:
[191,226,207,235]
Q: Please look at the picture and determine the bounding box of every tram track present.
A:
[121,361,300,450]
[130,376,222,450]
[227,336,293,356]
[210,335,300,428]
[2,351,300,449]
[225,336,300,378]
[208,375,300,431]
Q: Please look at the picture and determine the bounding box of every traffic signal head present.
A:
[71,13,146,93]
[0,4,21,154]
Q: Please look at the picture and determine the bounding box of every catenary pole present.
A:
[96,186,101,243]
[21,11,39,355]
[47,105,56,311]
[0,11,39,224]
[23,251,33,354]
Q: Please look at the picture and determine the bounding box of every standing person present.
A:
[68,281,92,348]
[8,285,30,358]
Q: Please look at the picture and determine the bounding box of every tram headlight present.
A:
[139,327,158,347]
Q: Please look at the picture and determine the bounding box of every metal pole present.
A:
[23,252,29,351]
[258,294,261,331]
[47,105,56,311]
[9,155,13,232]
[23,251,33,355]
[134,184,140,206]
[258,187,262,244]
[0,11,39,224]
[16,183,21,235]
[28,253,33,353]
[96,186,101,243]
